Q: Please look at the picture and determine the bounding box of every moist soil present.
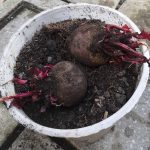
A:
[14,19,140,129]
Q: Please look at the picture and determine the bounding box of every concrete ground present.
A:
[0,0,150,149]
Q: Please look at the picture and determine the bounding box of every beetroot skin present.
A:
[51,61,87,107]
[69,23,108,66]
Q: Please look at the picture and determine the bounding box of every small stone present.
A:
[117,70,126,77]
[79,106,83,112]
[94,96,105,107]
[47,56,52,63]
[18,72,25,79]
[94,86,101,95]
[98,96,105,100]
[103,111,108,119]
[117,87,125,94]
[115,93,122,98]
[104,91,110,98]
[119,95,126,104]
[122,77,129,86]
[115,93,126,104]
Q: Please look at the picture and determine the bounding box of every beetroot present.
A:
[51,61,87,107]
[0,61,87,108]
[69,22,150,67]
[69,23,109,66]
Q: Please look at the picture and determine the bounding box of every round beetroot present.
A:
[68,23,109,66]
[51,61,87,107]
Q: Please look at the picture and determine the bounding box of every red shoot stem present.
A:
[109,42,144,58]
[14,78,27,85]
[0,91,33,102]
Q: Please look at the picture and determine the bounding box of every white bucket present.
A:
[0,3,149,141]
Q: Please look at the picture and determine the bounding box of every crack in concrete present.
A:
[51,137,78,150]
[116,0,126,10]
[61,0,71,3]
[0,125,25,150]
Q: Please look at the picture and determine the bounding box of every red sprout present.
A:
[44,64,54,69]
[100,23,150,66]
[0,91,33,102]
[104,24,132,33]
[120,56,149,64]
[103,45,124,56]
[129,42,148,49]
[28,67,46,80]
[129,42,140,49]
[122,24,131,32]
[135,30,150,41]
[109,42,143,58]
[0,64,54,110]
[37,69,49,80]
[28,64,53,80]
[13,78,27,85]
[108,42,149,65]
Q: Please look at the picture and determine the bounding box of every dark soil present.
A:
[14,19,140,129]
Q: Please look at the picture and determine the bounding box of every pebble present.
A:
[117,87,125,94]
[104,91,110,98]
[94,96,105,107]
[103,111,108,119]
[122,77,129,86]
[47,56,52,63]
[94,86,101,95]
[79,106,84,112]
[18,72,25,79]
[115,93,126,104]
[115,93,122,98]
[117,70,126,77]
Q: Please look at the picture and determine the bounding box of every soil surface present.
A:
[14,19,140,129]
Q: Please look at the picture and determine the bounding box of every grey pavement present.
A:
[0,0,150,150]
[8,129,63,150]
[0,0,21,19]
[0,103,17,146]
